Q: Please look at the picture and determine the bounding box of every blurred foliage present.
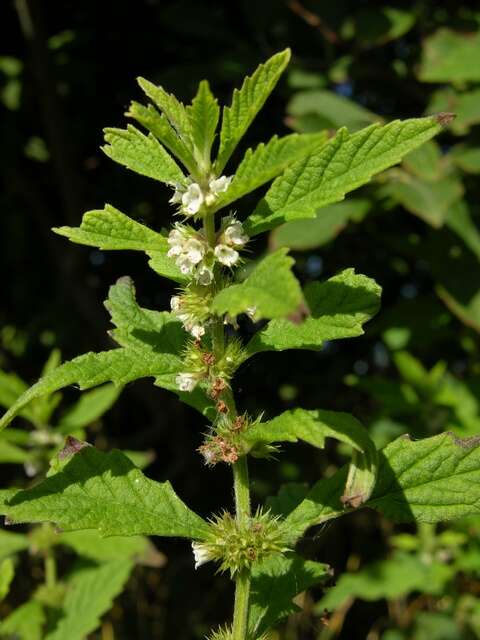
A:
[2,0,480,638]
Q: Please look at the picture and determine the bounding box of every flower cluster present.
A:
[169,175,232,217]
[191,510,290,576]
[167,216,249,289]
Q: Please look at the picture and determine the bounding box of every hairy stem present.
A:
[204,210,252,638]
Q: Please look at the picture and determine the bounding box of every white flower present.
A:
[196,264,214,286]
[224,221,248,247]
[214,244,239,267]
[190,324,205,339]
[192,541,213,569]
[176,255,195,275]
[182,183,204,215]
[246,306,257,320]
[167,228,185,256]
[168,182,185,205]
[170,296,182,312]
[176,372,198,392]
[184,238,205,265]
[209,175,232,196]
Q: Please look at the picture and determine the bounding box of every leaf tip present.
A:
[58,436,90,461]
[434,112,456,127]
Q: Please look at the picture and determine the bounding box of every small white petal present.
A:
[168,228,185,246]
[167,245,183,258]
[192,541,213,569]
[224,222,248,247]
[170,296,181,312]
[176,255,195,275]
[214,244,239,267]
[190,324,205,339]
[246,306,257,320]
[196,265,214,286]
[185,238,205,265]
[209,175,232,195]
[182,183,204,215]
[176,373,198,392]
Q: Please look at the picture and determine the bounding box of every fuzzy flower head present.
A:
[167,224,213,284]
[223,219,248,248]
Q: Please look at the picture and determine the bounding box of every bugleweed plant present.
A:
[1,49,478,639]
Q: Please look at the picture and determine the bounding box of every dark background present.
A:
[1,1,480,638]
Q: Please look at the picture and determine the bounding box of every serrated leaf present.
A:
[246,269,381,355]
[127,100,197,173]
[53,205,185,283]
[245,115,451,236]
[57,384,120,432]
[367,432,480,522]
[212,249,302,321]
[247,408,378,514]
[271,199,370,251]
[316,551,453,612]
[103,125,185,185]
[212,132,327,211]
[1,444,210,539]
[187,80,219,163]
[0,558,14,601]
[215,49,291,173]
[0,600,45,640]
[244,408,374,454]
[0,279,193,432]
[137,77,194,147]
[249,553,331,637]
[419,28,480,83]
[267,483,309,517]
[58,529,150,563]
[0,530,30,561]
[44,560,133,640]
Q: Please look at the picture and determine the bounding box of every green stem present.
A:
[203,209,252,638]
[232,456,251,639]
[45,552,56,588]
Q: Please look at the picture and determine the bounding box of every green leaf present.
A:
[212,249,302,321]
[57,384,121,432]
[2,444,210,539]
[102,125,185,185]
[53,204,166,251]
[446,201,480,262]
[215,49,291,173]
[402,140,444,181]
[351,7,415,47]
[58,529,151,563]
[212,132,327,211]
[316,551,453,612]
[419,28,480,83]
[381,170,464,228]
[126,100,196,173]
[244,408,375,454]
[0,279,191,432]
[368,432,480,522]
[245,115,452,236]
[271,199,370,251]
[246,269,381,355]
[0,601,46,640]
[450,145,480,174]
[0,557,14,601]
[283,466,349,541]
[0,439,30,464]
[287,89,379,133]
[249,553,331,637]
[137,77,194,148]
[246,408,378,515]
[427,88,480,136]
[0,529,30,561]
[44,560,133,640]
[0,369,28,412]
[53,205,186,282]
[187,80,219,163]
